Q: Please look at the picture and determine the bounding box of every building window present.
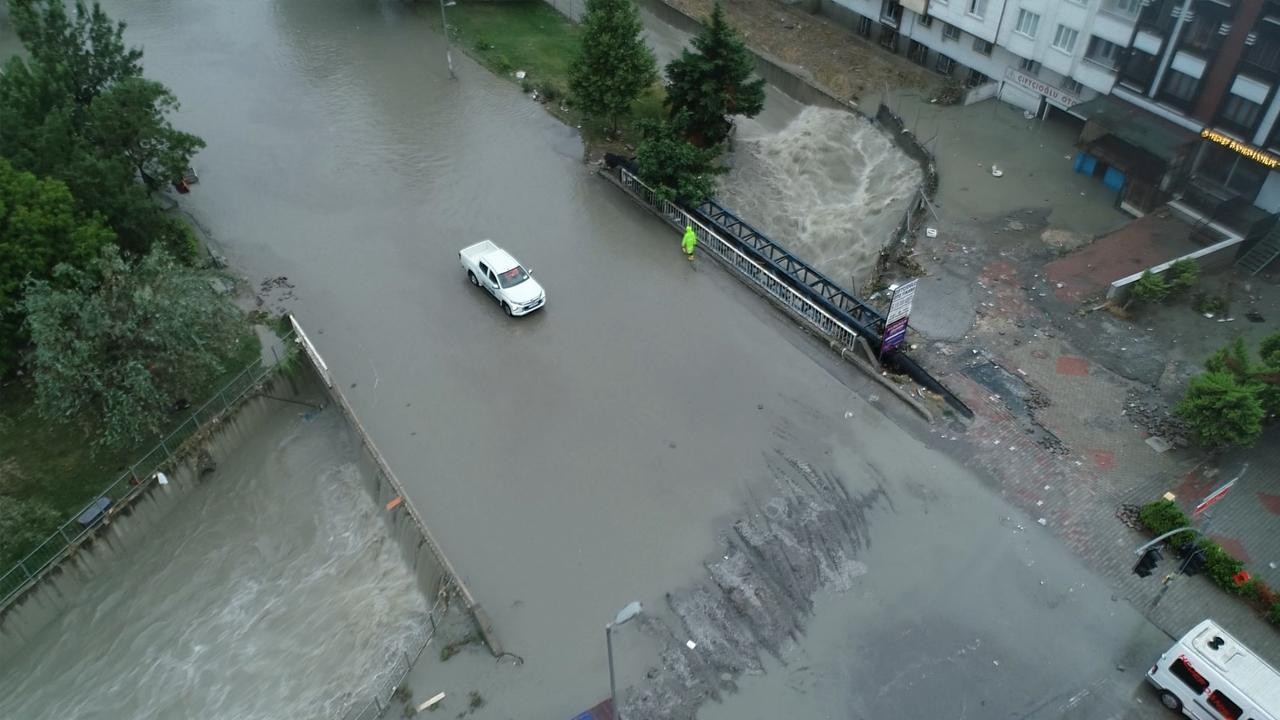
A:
[973,37,994,55]
[967,0,986,18]
[1161,69,1201,108]
[1019,57,1041,75]
[908,39,930,65]
[857,15,873,37]
[943,23,961,40]
[1015,9,1040,38]
[935,54,956,75]
[1085,36,1122,68]
[1052,25,1080,53]
[1103,0,1140,16]
[1063,78,1084,94]
[918,12,933,27]
[966,68,989,87]
[1119,48,1160,92]
[881,0,903,26]
[1218,93,1265,134]
[880,26,901,52]
[1197,144,1268,198]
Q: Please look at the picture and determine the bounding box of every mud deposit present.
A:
[623,451,886,720]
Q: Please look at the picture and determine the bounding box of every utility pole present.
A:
[438,0,456,79]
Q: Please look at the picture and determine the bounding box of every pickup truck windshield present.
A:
[498,267,529,288]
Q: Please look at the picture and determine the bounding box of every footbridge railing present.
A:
[608,165,972,419]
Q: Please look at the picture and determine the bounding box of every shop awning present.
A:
[1072,95,1197,163]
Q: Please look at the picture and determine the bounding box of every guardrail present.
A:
[340,583,452,720]
[608,166,973,419]
[0,331,296,610]
[615,168,872,352]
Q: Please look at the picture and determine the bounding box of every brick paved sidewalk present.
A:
[943,367,1280,663]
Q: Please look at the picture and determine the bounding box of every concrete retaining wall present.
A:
[287,316,502,657]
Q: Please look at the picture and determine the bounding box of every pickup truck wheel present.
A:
[467,271,479,286]
[1158,691,1181,712]
[502,302,513,317]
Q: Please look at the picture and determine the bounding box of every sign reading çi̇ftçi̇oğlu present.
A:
[1200,127,1280,169]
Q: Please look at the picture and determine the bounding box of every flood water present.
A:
[0,406,430,720]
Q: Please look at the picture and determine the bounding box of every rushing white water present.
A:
[0,407,430,720]
[719,107,922,289]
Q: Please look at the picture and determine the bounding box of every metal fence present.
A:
[0,330,297,609]
[615,168,869,353]
[339,584,452,720]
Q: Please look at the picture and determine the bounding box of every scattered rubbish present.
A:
[1037,518,1047,526]
[686,640,697,650]
[386,496,403,511]
[1117,664,1126,672]
[868,394,880,403]
[1203,312,1215,319]
[1146,436,1173,454]
[993,660,1000,666]
[926,227,938,238]
[1246,311,1265,323]
[1040,580,1046,585]
[1044,485,1051,491]
[1270,562,1277,570]
[515,70,526,79]
[844,411,854,418]
[418,693,446,712]
[1035,500,1043,506]
[991,165,1004,178]
[156,471,169,486]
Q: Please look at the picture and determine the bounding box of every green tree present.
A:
[1128,270,1170,306]
[1175,371,1265,448]
[635,113,726,203]
[568,0,657,134]
[0,157,115,375]
[0,0,204,259]
[20,245,248,450]
[663,2,764,147]
[1167,258,1199,291]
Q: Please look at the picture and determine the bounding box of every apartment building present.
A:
[822,0,1280,242]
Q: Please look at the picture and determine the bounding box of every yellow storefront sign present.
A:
[1200,128,1280,169]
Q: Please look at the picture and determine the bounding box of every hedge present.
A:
[1139,500,1280,627]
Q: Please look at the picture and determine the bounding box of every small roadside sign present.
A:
[1193,477,1237,516]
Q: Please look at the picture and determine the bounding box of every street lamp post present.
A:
[438,0,456,79]
[606,601,642,719]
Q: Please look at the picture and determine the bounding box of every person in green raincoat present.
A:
[682,225,697,261]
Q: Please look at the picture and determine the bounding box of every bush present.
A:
[535,80,563,102]
[1131,270,1171,304]
[1167,259,1199,290]
[1197,539,1245,589]
[1176,371,1265,448]
[1138,500,1195,548]
[1238,578,1263,601]
[1272,601,1280,626]
[1193,292,1228,315]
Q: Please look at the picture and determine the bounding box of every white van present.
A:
[1147,619,1279,720]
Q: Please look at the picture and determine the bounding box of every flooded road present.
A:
[2,1,1169,717]
[0,405,429,720]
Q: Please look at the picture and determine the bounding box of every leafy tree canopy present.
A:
[568,0,657,133]
[663,2,764,147]
[20,245,248,450]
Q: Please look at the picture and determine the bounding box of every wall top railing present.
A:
[0,331,296,611]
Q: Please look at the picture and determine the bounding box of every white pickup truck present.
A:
[459,240,546,317]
